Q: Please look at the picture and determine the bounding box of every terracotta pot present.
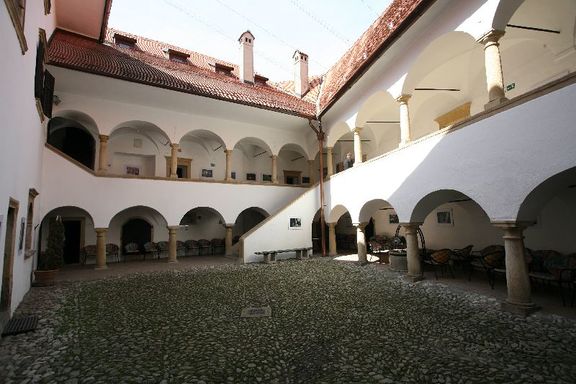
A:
[33,269,59,287]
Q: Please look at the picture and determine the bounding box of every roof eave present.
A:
[318,0,437,119]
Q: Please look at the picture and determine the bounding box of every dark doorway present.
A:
[48,120,96,169]
[312,218,329,254]
[62,220,81,264]
[1,200,18,315]
[365,218,375,241]
[122,219,152,254]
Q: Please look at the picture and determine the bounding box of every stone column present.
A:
[478,30,508,110]
[397,95,412,146]
[403,223,423,281]
[353,127,363,166]
[170,143,179,178]
[326,147,334,177]
[225,225,233,256]
[271,155,278,184]
[225,149,233,181]
[328,223,337,256]
[98,135,109,174]
[355,222,368,264]
[308,160,315,184]
[95,228,108,270]
[494,223,537,315]
[167,226,178,263]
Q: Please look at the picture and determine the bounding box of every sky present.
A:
[108,0,393,82]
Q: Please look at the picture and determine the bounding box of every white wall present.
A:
[0,2,56,315]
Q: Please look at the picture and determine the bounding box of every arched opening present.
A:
[403,32,483,140]
[180,207,226,255]
[109,206,168,261]
[278,144,309,185]
[326,128,378,172]
[121,219,152,255]
[500,0,576,98]
[311,208,328,254]
[179,130,226,180]
[234,207,269,244]
[355,91,400,154]
[232,137,273,183]
[47,117,96,169]
[108,121,171,178]
[40,206,95,265]
[326,205,356,255]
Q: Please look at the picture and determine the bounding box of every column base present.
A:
[484,97,508,110]
[406,274,424,283]
[167,259,178,264]
[501,300,540,316]
[94,265,108,270]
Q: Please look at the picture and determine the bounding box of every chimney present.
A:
[238,31,255,83]
[293,50,309,97]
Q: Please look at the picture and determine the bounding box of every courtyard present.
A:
[1,259,575,384]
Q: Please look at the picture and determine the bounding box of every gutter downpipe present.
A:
[308,119,326,257]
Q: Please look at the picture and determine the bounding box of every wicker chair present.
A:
[197,239,212,255]
[177,240,186,257]
[143,241,159,260]
[185,240,199,256]
[80,245,97,265]
[156,241,169,258]
[211,238,225,255]
[124,242,140,261]
[106,243,120,263]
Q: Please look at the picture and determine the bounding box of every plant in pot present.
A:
[34,216,64,286]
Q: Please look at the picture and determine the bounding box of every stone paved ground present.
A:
[1,259,575,384]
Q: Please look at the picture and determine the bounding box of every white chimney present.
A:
[238,31,255,83]
[293,50,309,98]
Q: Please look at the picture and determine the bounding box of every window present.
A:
[4,0,28,53]
[34,29,54,120]
[114,33,136,49]
[24,189,39,258]
[164,48,190,63]
[43,0,50,14]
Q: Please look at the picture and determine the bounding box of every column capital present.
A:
[353,222,368,230]
[95,227,108,234]
[396,94,412,104]
[167,225,180,231]
[327,222,336,228]
[400,222,421,234]
[353,126,363,134]
[225,149,233,155]
[326,146,333,151]
[225,224,234,229]
[271,154,278,159]
[477,29,505,45]
[170,143,180,150]
[491,220,535,230]
[98,134,109,143]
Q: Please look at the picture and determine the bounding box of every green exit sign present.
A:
[506,83,516,91]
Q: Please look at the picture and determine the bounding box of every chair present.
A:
[156,241,169,258]
[425,249,455,279]
[185,240,199,256]
[470,245,506,288]
[177,240,186,257]
[197,239,212,255]
[106,243,120,263]
[124,242,140,261]
[211,238,225,255]
[143,242,159,260]
[450,245,474,280]
[80,245,97,265]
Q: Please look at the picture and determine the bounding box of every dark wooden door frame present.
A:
[1,198,19,314]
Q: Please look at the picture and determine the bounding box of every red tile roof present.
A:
[48,29,317,118]
[318,0,434,114]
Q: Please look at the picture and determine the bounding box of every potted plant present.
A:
[34,216,64,286]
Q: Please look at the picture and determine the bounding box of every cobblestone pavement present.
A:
[1,259,575,384]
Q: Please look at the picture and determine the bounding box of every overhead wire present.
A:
[288,0,351,46]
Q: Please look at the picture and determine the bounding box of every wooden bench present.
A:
[255,247,313,263]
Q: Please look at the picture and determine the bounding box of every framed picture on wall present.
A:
[289,217,302,230]
[126,166,140,176]
[436,209,453,226]
[231,171,236,180]
[389,214,399,224]
[202,169,213,178]
[246,173,256,181]
[262,174,272,182]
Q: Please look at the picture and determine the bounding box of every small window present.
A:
[43,0,50,14]
[4,0,28,53]
[114,33,137,49]
[164,48,190,63]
